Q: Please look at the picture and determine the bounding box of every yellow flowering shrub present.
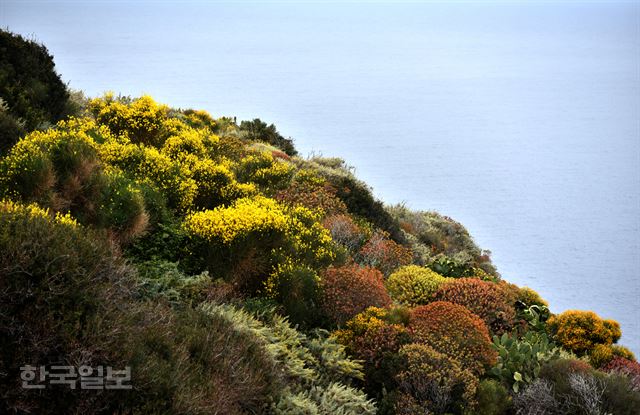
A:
[99,140,197,210]
[183,196,288,244]
[589,344,635,368]
[547,310,622,355]
[235,152,294,191]
[183,196,335,293]
[181,109,217,131]
[386,265,449,306]
[161,127,220,161]
[0,200,78,228]
[88,94,169,146]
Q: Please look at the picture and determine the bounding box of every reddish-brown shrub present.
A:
[433,278,516,334]
[602,357,640,389]
[408,301,496,375]
[276,181,347,216]
[358,230,413,276]
[320,265,392,325]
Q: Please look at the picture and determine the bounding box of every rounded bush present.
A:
[320,264,391,326]
[358,230,413,276]
[386,265,448,306]
[546,310,621,355]
[395,343,479,413]
[408,301,496,375]
[590,344,636,368]
[433,278,516,334]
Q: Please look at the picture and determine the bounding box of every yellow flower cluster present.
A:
[236,152,294,189]
[161,128,220,161]
[183,196,288,244]
[0,200,78,227]
[88,94,169,145]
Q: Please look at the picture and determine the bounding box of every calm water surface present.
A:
[3,1,639,352]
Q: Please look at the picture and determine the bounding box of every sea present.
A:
[2,0,639,354]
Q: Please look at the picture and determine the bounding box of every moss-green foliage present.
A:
[475,379,512,415]
[0,30,72,152]
[386,265,449,306]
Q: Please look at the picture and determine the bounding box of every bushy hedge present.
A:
[0,30,71,152]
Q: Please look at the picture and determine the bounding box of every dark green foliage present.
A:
[0,205,131,413]
[240,118,298,156]
[268,265,325,327]
[0,30,70,150]
[475,379,512,415]
[0,106,25,153]
[329,173,406,244]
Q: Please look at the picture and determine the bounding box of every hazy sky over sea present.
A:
[2,0,639,352]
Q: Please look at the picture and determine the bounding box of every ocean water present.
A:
[2,1,639,353]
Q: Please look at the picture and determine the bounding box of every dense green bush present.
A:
[240,118,298,156]
[0,30,71,151]
[475,379,512,415]
[0,201,131,413]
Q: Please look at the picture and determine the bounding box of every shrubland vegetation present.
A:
[0,29,638,414]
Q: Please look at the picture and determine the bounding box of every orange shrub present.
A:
[433,278,516,334]
[408,301,496,375]
[320,265,391,325]
[358,230,413,276]
[546,310,621,355]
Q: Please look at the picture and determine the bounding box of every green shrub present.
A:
[0,200,131,413]
[386,265,448,306]
[240,118,298,156]
[134,260,212,306]
[475,379,512,415]
[490,331,561,392]
[265,263,324,327]
[0,30,70,150]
